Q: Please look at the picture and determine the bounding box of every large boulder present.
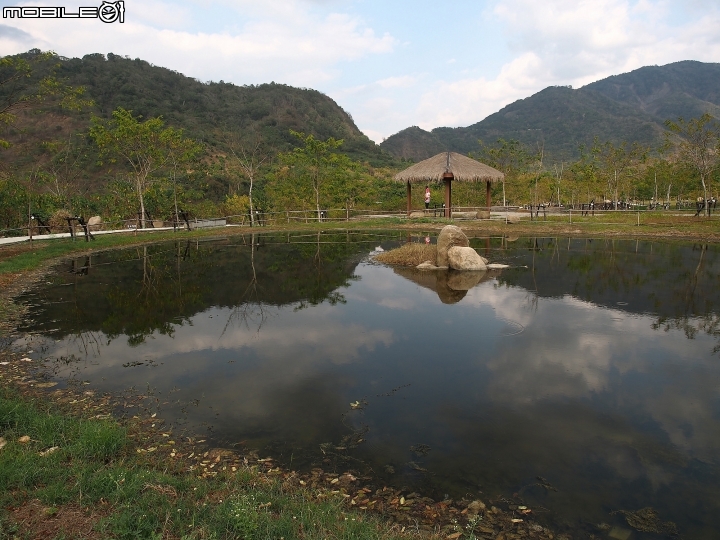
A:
[436,225,469,267]
[87,216,103,231]
[447,246,487,271]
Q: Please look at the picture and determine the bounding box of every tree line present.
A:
[474,114,720,215]
[2,51,720,235]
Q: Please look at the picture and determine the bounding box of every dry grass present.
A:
[375,243,437,266]
[9,499,106,540]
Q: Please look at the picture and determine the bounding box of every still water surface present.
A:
[17,232,720,538]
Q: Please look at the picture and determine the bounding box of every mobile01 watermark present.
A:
[3,1,125,23]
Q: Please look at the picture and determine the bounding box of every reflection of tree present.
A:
[223,234,271,336]
[24,232,373,343]
[651,244,720,355]
[496,238,720,355]
[103,244,205,345]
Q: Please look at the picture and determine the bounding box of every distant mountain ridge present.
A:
[380,61,720,162]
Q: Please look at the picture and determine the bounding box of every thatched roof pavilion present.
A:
[394,151,504,217]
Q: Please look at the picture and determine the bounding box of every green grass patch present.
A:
[0,387,413,539]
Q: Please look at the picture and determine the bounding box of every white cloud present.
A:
[414,52,544,130]
[3,0,720,144]
[0,0,396,88]
[396,0,720,136]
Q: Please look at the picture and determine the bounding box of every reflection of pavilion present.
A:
[394,266,501,304]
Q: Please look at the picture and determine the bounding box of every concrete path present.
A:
[0,226,179,247]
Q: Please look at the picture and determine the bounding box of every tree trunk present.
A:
[314,174,321,221]
[139,185,146,229]
[702,176,709,217]
[249,173,255,227]
[28,198,33,241]
[614,170,618,210]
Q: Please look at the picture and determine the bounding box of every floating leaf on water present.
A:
[608,527,632,540]
[616,507,679,535]
[410,443,431,456]
[536,476,558,491]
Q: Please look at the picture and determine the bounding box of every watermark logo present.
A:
[3,1,125,23]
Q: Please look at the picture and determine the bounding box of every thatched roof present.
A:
[394,151,504,183]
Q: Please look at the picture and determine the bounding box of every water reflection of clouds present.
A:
[53,304,394,390]
[469,284,720,466]
[344,263,435,309]
[31,241,720,536]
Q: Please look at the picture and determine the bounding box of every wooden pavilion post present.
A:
[406,181,412,216]
[443,172,453,218]
[486,180,492,212]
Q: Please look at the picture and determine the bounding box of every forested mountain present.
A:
[586,61,720,121]
[1,50,397,167]
[380,61,720,161]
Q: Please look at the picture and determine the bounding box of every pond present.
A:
[15,231,720,539]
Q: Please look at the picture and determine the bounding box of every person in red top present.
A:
[424,186,431,209]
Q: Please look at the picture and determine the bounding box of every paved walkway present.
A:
[0,226,178,247]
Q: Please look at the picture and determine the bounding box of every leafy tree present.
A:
[568,145,600,206]
[474,138,534,206]
[222,194,251,224]
[279,131,354,220]
[0,176,25,230]
[665,114,720,216]
[89,108,200,228]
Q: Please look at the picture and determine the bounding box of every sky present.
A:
[1,0,720,143]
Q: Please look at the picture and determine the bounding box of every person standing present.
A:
[425,185,431,209]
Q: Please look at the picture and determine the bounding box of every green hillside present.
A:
[585,60,720,121]
[380,61,720,161]
[1,50,398,167]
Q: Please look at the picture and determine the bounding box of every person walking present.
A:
[424,186,431,209]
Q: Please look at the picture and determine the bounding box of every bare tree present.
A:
[44,132,88,213]
[224,132,270,227]
[665,114,719,216]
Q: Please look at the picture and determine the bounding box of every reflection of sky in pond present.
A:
[20,236,720,539]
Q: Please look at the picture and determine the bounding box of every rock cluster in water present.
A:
[419,225,490,271]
